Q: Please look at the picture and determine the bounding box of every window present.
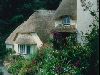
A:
[27,45,30,54]
[18,45,31,54]
[63,16,70,25]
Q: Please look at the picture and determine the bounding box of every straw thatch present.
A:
[51,25,77,32]
[15,34,36,44]
[5,0,77,45]
[54,0,77,20]
[5,10,55,44]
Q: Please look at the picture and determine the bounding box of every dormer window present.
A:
[63,16,70,25]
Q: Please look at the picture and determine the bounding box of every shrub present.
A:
[8,59,23,75]
[34,47,82,75]
[18,59,38,75]
[7,54,38,75]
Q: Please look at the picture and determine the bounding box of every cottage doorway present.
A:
[53,32,70,50]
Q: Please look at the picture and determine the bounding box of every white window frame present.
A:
[63,16,71,25]
[18,45,31,55]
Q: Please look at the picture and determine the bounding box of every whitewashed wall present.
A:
[77,0,97,43]
[31,33,43,48]
[6,44,13,49]
[14,44,18,53]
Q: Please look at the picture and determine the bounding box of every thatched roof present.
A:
[5,10,55,44]
[51,25,77,32]
[15,34,36,44]
[54,0,77,20]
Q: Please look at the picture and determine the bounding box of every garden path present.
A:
[0,60,11,75]
[0,66,11,75]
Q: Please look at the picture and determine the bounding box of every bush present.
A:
[18,60,38,75]
[8,59,23,74]
[7,55,38,75]
[34,47,82,75]
[10,15,24,25]
[6,13,99,74]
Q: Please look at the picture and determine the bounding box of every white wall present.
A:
[14,44,19,53]
[77,0,97,43]
[6,44,13,49]
[31,33,43,48]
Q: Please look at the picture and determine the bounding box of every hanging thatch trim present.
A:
[51,25,77,32]
[15,34,36,44]
[5,10,55,44]
[54,0,77,20]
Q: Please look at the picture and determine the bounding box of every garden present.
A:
[4,12,99,75]
[0,0,99,75]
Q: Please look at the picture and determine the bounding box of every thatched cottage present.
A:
[5,10,55,56]
[5,0,98,56]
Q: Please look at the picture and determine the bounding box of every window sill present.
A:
[63,25,71,27]
[17,53,28,55]
[22,53,28,55]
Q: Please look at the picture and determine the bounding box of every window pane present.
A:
[20,45,22,53]
[19,45,26,54]
[64,18,67,24]
[63,16,70,25]
[27,45,30,54]
[23,45,25,53]
[67,17,70,24]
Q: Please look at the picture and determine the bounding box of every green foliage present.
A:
[7,55,38,75]
[19,60,37,75]
[33,15,99,74]
[0,39,7,59]
[37,48,82,75]
[7,55,25,75]
[8,60,23,75]
[1,0,98,75]
[45,0,62,9]
[6,19,99,74]
[11,15,24,25]
[84,12,99,75]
